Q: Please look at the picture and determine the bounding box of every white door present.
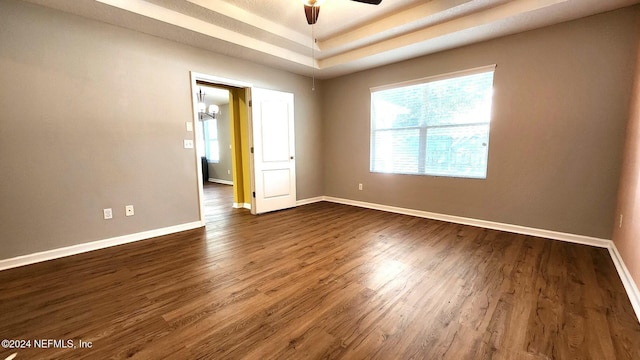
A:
[251,88,296,214]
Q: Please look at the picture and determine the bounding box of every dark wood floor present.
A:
[1,182,639,359]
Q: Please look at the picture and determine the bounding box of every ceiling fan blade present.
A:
[304,5,320,25]
[350,0,382,4]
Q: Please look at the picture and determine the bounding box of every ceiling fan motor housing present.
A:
[303,0,381,25]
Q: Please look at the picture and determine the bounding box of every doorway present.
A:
[195,83,234,215]
[190,72,298,222]
[196,85,231,186]
[190,72,253,225]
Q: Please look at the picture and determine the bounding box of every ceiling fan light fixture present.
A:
[300,0,326,6]
[304,4,320,25]
[301,0,381,25]
[196,88,219,120]
[197,88,207,112]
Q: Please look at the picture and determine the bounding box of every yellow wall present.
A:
[238,89,252,205]
[229,88,252,207]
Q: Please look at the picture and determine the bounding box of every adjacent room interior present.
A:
[1,0,640,359]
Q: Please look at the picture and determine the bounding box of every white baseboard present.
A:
[296,196,324,206]
[233,202,251,210]
[322,195,639,323]
[0,221,203,271]
[608,244,640,322]
[208,178,233,186]
[323,196,611,248]
[1,195,638,323]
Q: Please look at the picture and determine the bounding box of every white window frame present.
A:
[370,65,496,179]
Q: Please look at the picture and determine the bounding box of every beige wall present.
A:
[209,104,233,183]
[323,7,640,239]
[613,34,640,290]
[0,0,323,260]
[2,0,637,263]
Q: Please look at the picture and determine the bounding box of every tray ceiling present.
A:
[20,0,640,79]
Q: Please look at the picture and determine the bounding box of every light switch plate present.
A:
[186,122,193,132]
[184,139,194,149]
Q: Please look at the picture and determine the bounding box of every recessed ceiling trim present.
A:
[22,0,639,79]
[319,0,569,69]
[96,0,315,68]
[318,0,473,53]
[186,0,316,50]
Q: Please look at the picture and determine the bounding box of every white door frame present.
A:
[189,72,252,225]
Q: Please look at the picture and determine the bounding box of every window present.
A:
[204,119,220,163]
[370,65,495,179]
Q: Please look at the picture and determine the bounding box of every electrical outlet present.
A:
[619,214,623,228]
[184,139,194,149]
[125,205,134,217]
[358,183,363,191]
[228,169,231,175]
[103,208,113,220]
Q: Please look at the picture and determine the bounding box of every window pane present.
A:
[422,72,494,126]
[372,129,420,174]
[425,125,489,178]
[370,67,494,178]
[372,72,493,130]
[371,92,418,129]
[205,119,220,162]
[207,119,218,140]
[208,140,220,162]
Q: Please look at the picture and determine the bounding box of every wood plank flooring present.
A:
[1,182,639,359]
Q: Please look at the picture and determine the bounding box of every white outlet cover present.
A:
[103,208,113,220]
[125,205,134,217]
[184,139,194,149]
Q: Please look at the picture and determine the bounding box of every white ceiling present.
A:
[199,84,230,105]
[21,0,640,79]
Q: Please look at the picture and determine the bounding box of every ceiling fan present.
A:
[301,0,382,25]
